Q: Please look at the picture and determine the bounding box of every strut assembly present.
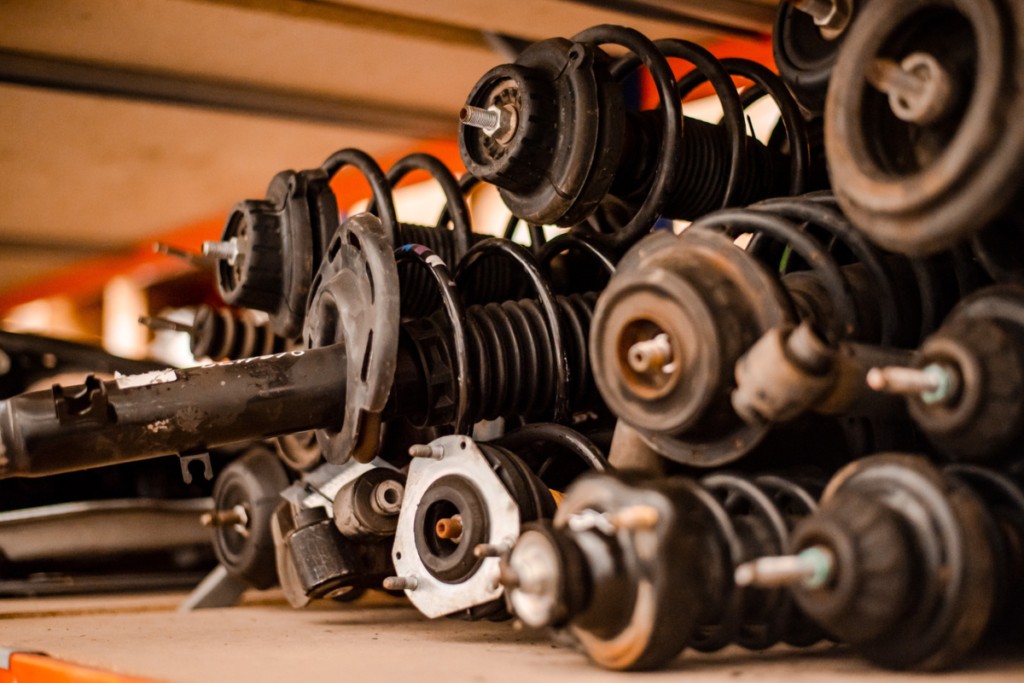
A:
[6,2,1024,675]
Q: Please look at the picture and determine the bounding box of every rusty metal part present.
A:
[435,515,464,541]
[874,284,1024,462]
[826,0,1024,254]
[749,454,1005,670]
[593,194,974,467]
[732,322,914,425]
[591,227,791,467]
[0,346,347,480]
[501,471,824,670]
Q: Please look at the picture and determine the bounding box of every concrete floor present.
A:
[1,590,1022,682]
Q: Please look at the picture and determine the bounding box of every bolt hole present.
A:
[384,488,399,505]
[568,50,579,60]
[395,552,402,560]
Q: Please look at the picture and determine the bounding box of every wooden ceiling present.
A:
[0,0,779,296]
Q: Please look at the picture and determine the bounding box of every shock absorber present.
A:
[385,424,609,620]
[0,214,611,478]
[589,194,964,467]
[141,305,289,362]
[458,25,811,253]
[773,0,868,114]
[825,0,1024,255]
[304,212,610,465]
[142,306,322,471]
[737,454,1023,670]
[496,469,824,670]
[866,284,1024,463]
[202,148,514,336]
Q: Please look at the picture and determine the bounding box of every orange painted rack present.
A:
[0,649,156,683]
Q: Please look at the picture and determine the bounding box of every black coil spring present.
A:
[395,231,616,434]
[691,192,987,348]
[189,305,289,361]
[660,114,785,219]
[566,28,811,252]
[685,471,825,651]
[319,149,522,318]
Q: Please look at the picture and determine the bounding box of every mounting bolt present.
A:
[139,316,195,334]
[435,515,464,542]
[460,104,518,143]
[866,53,954,125]
[735,546,834,589]
[201,504,249,530]
[784,0,851,37]
[383,576,419,591]
[408,444,445,460]
[866,363,953,404]
[202,238,240,266]
[628,334,674,373]
[474,540,514,558]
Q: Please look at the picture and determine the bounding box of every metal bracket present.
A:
[178,564,248,612]
[178,452,213,484]
[53,375,111,425]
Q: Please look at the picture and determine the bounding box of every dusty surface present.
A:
[0,590,1022,682]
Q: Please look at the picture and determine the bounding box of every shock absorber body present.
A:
[590,195,961,467]
[0,346,347,479]
[738,454,1023,670]
[459,26,810,253]
[0,215,609,478]
[498,470,824,670]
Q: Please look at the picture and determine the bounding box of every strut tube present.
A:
[0,345,346,479]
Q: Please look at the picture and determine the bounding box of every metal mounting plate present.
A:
[392,435,519,618]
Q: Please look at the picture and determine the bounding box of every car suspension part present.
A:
[387,424,609,620]
[0,209,613,477]
[825,0,1024,255]
[141,305,290,362]
[773,0,869,115]
[737,454,1023,670]
[459,26,811,253]
[202,148,520,337]
[589,193,970,467]
[202,443,290,590]
[866,284,1024,463]
[272,462,406,604]
[497,469,824,670]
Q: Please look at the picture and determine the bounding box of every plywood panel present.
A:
[0,84,410,248]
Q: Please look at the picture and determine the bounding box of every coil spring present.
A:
[394,231,616,433]
[687,471,825,652]
[189,305,290,361]
[518,28,813,251]
[607,47,805,225]
[319,149,522,318]
[693,192,987,349]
